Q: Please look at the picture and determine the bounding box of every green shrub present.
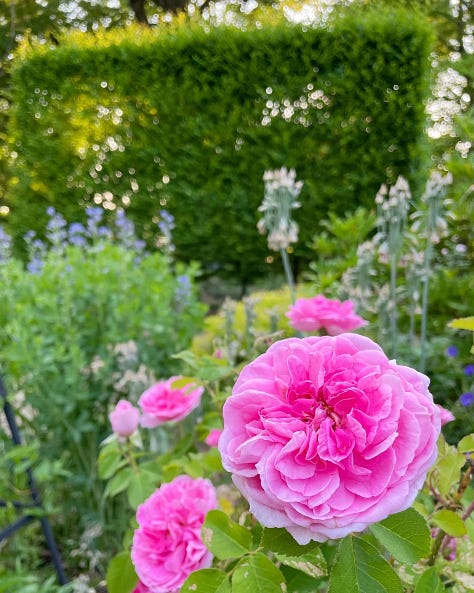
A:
[6,9,433,283]
[0,235,206,554]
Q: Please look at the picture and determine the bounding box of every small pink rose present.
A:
[205,429,222,448]
[131,475,217,593]
[436,404,455,426]
[138,376,203,428]
[286,294,368,335]
[109,400,140,439]
[219,334,441,544]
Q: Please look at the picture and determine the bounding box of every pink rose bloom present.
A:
[205,429,223,448]
[131,475,217,593]
[286,294,368,335]
[138,376,203,428]
[219,334,441,544]
[109,400,140,439]
[436,404,455,426]
[132,581,151,593]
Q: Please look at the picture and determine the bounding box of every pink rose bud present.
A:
[205,429,222,448]
[286,294,368,335]
[109,400,140,439]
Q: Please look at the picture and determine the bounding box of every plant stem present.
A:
[390,252,398,359]
[420,241,433,374]
[280,248,295,305]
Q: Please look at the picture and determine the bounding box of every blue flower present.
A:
[445,345,459,358]
[460,392,474,407]
[464,364,474,377]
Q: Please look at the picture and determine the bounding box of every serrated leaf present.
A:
[436,451,466,496]
[458,434,474,453]
[328,535,403,593]
[262,527,319,556]
[104,467,134,498]
[414,567,446,593]
[280,565,325,593]
[232,552,286,593]
[370,508,431,563]
[106,551,138,593]
[275,549,327,578]
[127,470,157,509]
[180,568,231,593]
[98,444,125,480]
[432,510,467,537]
[201,510,253,559]
[449,316,474,331]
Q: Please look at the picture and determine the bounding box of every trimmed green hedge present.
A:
[6,10,433,282]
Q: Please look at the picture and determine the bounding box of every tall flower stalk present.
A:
[410,172,453,372]
[257,167,303,304]
[375,177,411,358]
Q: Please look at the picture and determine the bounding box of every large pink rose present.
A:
[286,294,368,335]
[109,399,140,439]
[219,335,441,544]
[131,475,217,593]
[138,376,203,428]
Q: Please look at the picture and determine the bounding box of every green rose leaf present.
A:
[262,527,319,556]
[414,567,446,593]
[280,565,326,593]
[328,535,403,593]
[263,528,327,578]
[127,470,157,509]
[106,551,138,593]
[97,441,124,480]
[232,552,286,593]
[179,568,231,593]
[104,467,134,498]
[275,550,327,579]
[458,434,474,453]
[436,452,466,497]
[201,510,253,559]
[432,510,467,537]
[370,508,431,563]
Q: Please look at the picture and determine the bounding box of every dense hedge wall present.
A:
[6,10,433,282]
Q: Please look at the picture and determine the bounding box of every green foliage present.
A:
[0,240,206,563]
[328,535,403,593]
[106,552,138,593]
[369,508,432,564]
[5,10,433,282]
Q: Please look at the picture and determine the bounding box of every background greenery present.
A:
[5,10,432,284]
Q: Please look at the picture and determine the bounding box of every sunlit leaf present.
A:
[180,568,231,593]
[370,508,431,563]
[232,553,286,593]
[201,510,253,559]
[432,510,467,537]
[106,551,138,593]
[328,535,403,593]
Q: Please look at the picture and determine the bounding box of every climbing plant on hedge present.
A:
[6,9,433,283]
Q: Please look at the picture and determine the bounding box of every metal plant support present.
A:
[0,375,68,585]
